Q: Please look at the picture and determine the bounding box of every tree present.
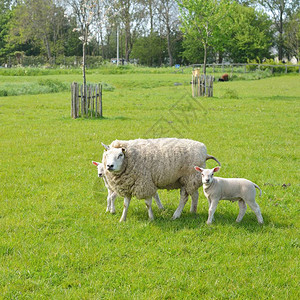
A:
[284,9,300,61]
[158,0,180,66]
[7,0,72,61]
[257,0,300,61]
[68,0,98,107]
[178,0,232,74]
[116,0,145,62]
[225,3,273,62]
[0,0,13,62]
[131,32,167,65]
[8,0,59,60]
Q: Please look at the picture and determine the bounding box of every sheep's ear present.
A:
[92,161,99,166]
[122,147,126,153]
[213,166,221,173]
[101,142,110,151]
[194,166,203,173]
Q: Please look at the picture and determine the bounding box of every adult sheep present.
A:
[102,138,221,222]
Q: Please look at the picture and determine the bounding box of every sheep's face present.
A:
[104,147,126,172]
[194,166,220,185]
[92,161,104,177]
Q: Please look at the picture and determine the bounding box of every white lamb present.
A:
[92,161,164,214]
[92,161,117,213]
[102,138,221,222]
[194,166,264,224]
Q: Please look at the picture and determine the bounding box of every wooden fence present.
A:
[192,63,300,74]
[71,82,102,118]
[192,75,214,97]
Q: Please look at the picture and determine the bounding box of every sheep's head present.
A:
[104,147,126,173]
[194,166,220,185]
[92,161,104,177]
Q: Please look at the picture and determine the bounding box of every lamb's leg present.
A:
[246,200,264,224]
[153,192,164,210]
[172,188,189,220]
[207,198,219,224]
[145,197,154,220]
[236,200,247,223]
[119,196,131,222]
[110,192,117,214]
[190,190,199,213]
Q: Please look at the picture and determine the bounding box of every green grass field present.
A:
[0,69,299,299]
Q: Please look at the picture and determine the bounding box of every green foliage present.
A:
[0,79,69,96]
[0,71,299,298]
[179,0,274,64]
[246,59,300,73]
[225,3,273,62]
[179,0,232,68]
[222,88,239,98]
[131,32,168,66]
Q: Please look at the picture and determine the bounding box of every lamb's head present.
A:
[103,147,126,173]
[194,166,221,185]
[92,161,104,177]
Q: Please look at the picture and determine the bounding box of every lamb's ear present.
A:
[213,166,221,173]
[92,161,99,166]
[194,166,203,173]
[121,147,126,153]
[101,142,110,151]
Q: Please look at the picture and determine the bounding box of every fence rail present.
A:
[192,75,214,97]
[191,63,300,74]
[71,82,102,119]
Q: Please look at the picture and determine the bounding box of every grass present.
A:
[0,69,299,299]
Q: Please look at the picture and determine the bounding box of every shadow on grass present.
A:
[261,96,300,101]
[69,115,130,121]
[128,205,289,233]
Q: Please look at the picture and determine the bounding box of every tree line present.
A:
[0,0,299,66]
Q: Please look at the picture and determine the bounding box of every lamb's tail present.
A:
[254,184,262,197]
[206,154,221,166]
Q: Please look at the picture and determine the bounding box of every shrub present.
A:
[223,88,239,99]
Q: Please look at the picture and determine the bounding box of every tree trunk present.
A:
[203,42,207,75]
[149,0,153,34]
[278,9,284,61]
[166,25,173,66]
[44,35,52,61]
[82,41,87,104]
[125,24,131,62]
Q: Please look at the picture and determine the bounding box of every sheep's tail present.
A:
[206,154,221,166]
[254,184,262,197]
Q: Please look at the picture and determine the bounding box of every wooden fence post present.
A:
[71,82,78,119]
[80,84,84,117]
[71,82,102,118]
[99,83,103,117]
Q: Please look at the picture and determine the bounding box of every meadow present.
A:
[0,68,299,299]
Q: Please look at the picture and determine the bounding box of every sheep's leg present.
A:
[145,197,154,220]
[106,190,112,213]
[119,197,131,222]
[190,190,199,213]
[110,192,117,214]
[236,200,247,223]
[246,200,264,224]
[207,199,219,224]
[172,188,189,220]
[154,192,164,210]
